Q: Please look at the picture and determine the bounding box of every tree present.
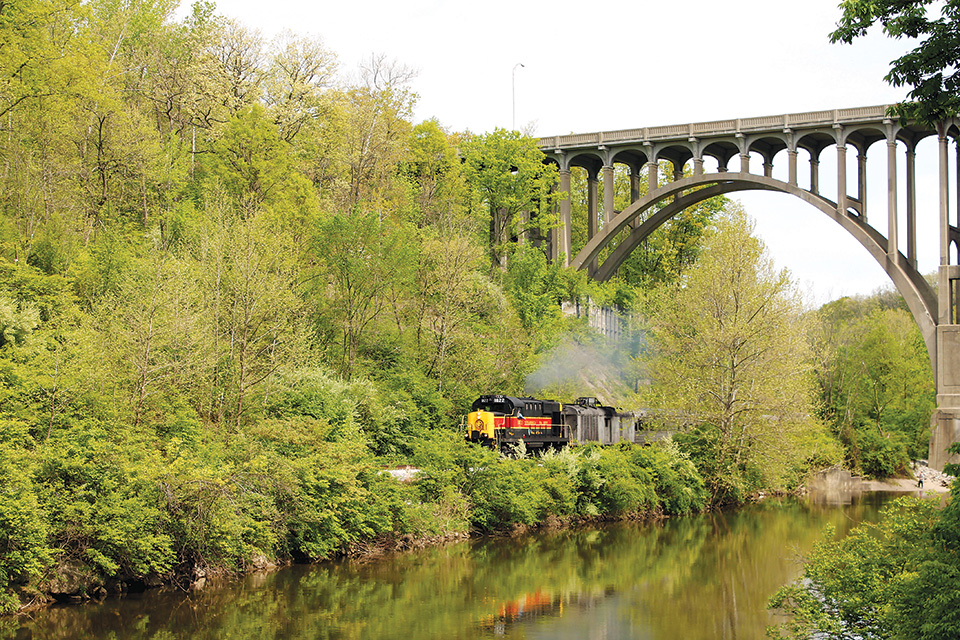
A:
[461,129,561,270]
[263,30,338,143]
[645,207,838,503]
[337,54,416,211]
[401,119,471,231]
[830,0,960,123]
[811,293,935,476]
[196,196,307,427]
[311,209,413,379]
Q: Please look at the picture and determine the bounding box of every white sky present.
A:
[200,0,945,305]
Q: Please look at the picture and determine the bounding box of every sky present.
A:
[193,0,945,305]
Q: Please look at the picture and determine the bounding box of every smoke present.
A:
[524,329,649,408]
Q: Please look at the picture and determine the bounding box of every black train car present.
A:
[466,395,639,451]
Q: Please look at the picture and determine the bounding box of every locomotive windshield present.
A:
[471,395,519,415]
[473,400,511,414]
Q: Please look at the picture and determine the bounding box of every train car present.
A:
[466,395,642,451]
[465,395,566,450]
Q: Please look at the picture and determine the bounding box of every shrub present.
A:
[0,445,49,613]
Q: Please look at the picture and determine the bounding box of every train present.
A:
[465,394,652,451]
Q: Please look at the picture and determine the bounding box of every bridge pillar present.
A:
[646,160,658,190]
[837,144,848,215]
[932,313,960,471]
[587,169,599,238]
[588,168,599,274]
[559,169,571,266]
[887,140,898,258]
[787,149,798,186]
[907,147,917,267]
[810,157,820,195]
[858,150,868,221]
[602,164,615,229]
[931,127,960,472]
[630,165,641,229]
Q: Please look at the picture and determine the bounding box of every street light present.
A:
[512,63,524,130]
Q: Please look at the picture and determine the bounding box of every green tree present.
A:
[461,129,560,270]
[196,197,307,426]
[645,207,838,503]
[401,119,471,230]
[263,30,338,143]
[811,292,934,475]
[831,0,960,123]
[311,209,413,379]
[337,55,416,211]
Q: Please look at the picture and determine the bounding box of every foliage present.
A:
[0,444,49,613]
[412,434,706,533]
[811,291,934,476]
[0,0,734,613]
[460,129,561,270]
[769,493,960,640]
[644,208,840,504]
[831,0,960,124]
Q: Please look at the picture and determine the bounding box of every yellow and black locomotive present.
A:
[466,395,642,451]
[466,395,565,450]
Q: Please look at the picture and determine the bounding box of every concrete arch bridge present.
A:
[537,105,960,470]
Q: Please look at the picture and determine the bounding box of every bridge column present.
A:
[907,147,917,267]
[646,160,658,191]
[787,149,798,186]
[810,157,820,195]
[763,160,773,178]
[559,169,572,267]
[630,165,641,203]
[588,168,599,274]
[932,126,960,472]
[886,139,898,258]
[602,164,615,229]
[739,152,750,174]
[588,168,599,240]
[837,144,848,215]
[630,165,642,229]
[857,150,868,220]
[939,129,950,265]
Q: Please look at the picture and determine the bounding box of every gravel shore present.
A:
[859,464,954,494]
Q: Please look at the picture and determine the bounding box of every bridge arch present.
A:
[570,172,938,373]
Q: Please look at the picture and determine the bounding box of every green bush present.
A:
[0,444,49,613]
[36,428,173,581]
[629,441,708,515]
[856,429,909,478]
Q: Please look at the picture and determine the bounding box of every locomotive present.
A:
[465,394,642,451]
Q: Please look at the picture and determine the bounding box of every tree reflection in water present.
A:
[7,493,888,640]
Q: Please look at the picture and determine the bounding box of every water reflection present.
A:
[6,493,890,640]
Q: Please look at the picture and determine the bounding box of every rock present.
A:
[45,560,102,600]
[250,554,275,571]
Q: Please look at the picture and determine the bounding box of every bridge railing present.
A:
[539,105,894,150]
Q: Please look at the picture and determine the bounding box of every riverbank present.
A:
[862,465,953,494]
[809,464,954,496]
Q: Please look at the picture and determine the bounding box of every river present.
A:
[7,492,897,640]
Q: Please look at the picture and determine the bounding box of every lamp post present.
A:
[512,63,524,130]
